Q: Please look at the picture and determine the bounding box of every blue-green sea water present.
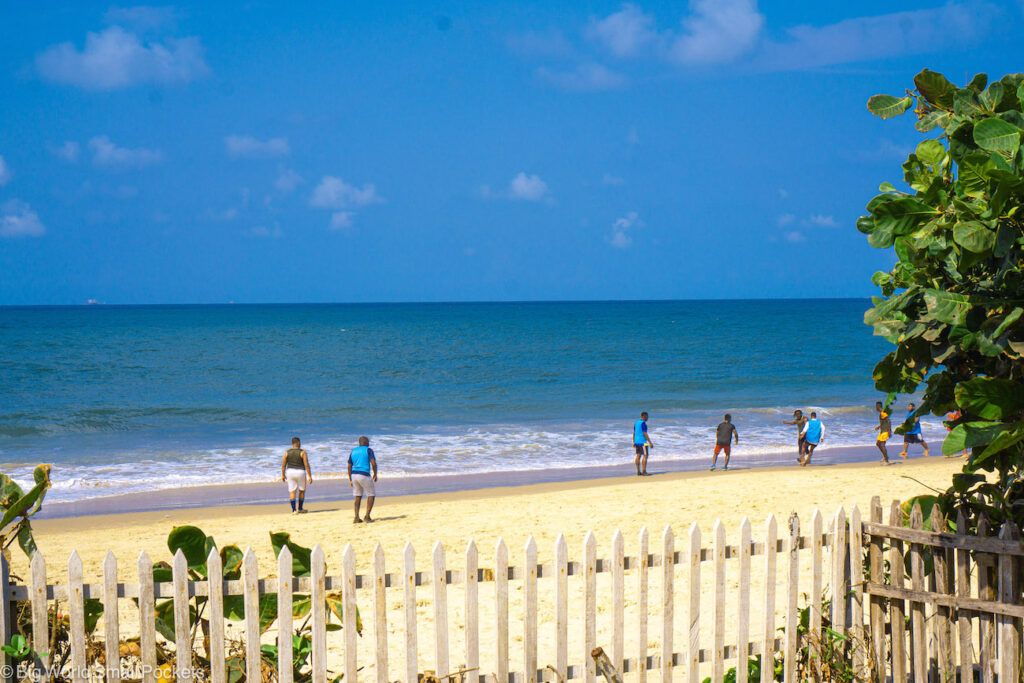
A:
[0,300,940,502]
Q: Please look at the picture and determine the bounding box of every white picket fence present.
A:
[0,505,865,683]
[10,498,1020,682]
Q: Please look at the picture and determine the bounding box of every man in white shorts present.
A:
[348,436,378,523]
[281,437,313,514]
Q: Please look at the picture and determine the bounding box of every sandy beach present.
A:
[19,456,962,680]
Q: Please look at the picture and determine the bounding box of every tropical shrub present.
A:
[860,69,1024,530]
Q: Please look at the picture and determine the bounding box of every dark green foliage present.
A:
[861,70,1024,529]
[0,464,52,556]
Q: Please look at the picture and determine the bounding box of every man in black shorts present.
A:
[632,411,653,476]
[783,409,808,463]
[711,414,738,471]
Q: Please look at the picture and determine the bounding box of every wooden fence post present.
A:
[496,538,508,683]
[207,548,225,683]
[955,509,972,682]
[831,507,847,642]
[103,552,121,683]
[243,549,262,683]
[433,542,449,680]
[172,549,191,683]
[67,552,87,683]
[0,551,10,683]
[712,521,726,683]
[637,527,649,683]
[889,501,907,683]
[930,504,951,680]
[736,518,751,683]
[687,523,700,683]
[138,551,158,683]
[554,534,568,682]
[342,544,358,683]
[523,536,537,683]
[997,523,1020,683]
[585,531,598,683]
[611,530,624,672]
[277,546,294,683]
[404,542,418,683]
[809,509,823,680]
[760,515,777,683]
[375,544,389,683]
[977,515,995,683]
[783,513,799,683]
[908,504,926,683]
[310,545,327,683]
[464,541,478,683]
[29,551,48,678]
[849,504,865,677]
[868,497,886,680]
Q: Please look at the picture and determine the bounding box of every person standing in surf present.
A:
[711,414,738,471]
[874,401,891,465]
[281,437,313,514]
[783,409,808,463]
[799,412,825,465]
[633,411,654,476]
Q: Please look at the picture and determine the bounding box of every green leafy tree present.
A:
[861,69,1024,529]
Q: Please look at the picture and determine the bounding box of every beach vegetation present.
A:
[861,68,1024,531]
[0,464,52,556]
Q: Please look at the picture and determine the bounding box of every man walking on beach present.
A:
[633,411,653,476]
[711,414,738,471]
[783,409,808,463]
[281,437,313,514]
[874,401,891,465]
[799,412,825,465]
[899,402,930,458]
[348,436,378,523]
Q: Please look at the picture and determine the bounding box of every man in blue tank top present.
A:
[898,402,930,458]
[348,436,378,523]
[633,411,653,476]
[799,412,825,465]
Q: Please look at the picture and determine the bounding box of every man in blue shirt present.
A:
[799,412,825,466]
[633,411,654,476]
[348,436,379,523]
[898,402,931,458]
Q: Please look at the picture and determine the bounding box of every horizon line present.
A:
[0,296,876,308]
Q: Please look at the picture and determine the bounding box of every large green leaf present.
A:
[868,95,913,119]
[952,221,996,253]
[923,290,970,325]
[915,110,949,133]
[221,544,244,579]
[973,117,1021,155]
[967,73,988,93]
[867,195,940,239]
[956,152,994,198]
[979,82,1004,112]
[914,69,957,110]
[915,139,946,166]
[167,525,210,572]
[269,532,313,577]
[955,378,1024,420]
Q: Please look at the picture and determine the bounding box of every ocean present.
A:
[0,300,940,504]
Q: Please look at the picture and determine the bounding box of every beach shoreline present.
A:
[36,443,908,519]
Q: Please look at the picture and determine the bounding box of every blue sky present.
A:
[2,1,1023,304]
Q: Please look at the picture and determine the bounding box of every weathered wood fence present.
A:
[1,498,1022,682]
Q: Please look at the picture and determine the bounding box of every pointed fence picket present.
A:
[4,501,1023,683]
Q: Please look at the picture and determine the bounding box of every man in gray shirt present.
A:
[710,414,739,471]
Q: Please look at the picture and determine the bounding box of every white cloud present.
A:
[758,3,996,70]
[225,135,290,159]
[104,6,179,32]
[0,156,10,186]
[610,211,643,248]
[602,173,625,186]
[49,141,80,163]
[274,168,303,193]
[806,214,837,227]
[509,172,549,201]
[330,212,355,230]
[310,176,384,209]
[776,213,795,227]
[245,224,283,239]
[784,231,806,243]
[1,200,45,238]
[586,4,659,57]
[89,136,162,169]
[669,0,764,65]
[206,207,238,222]
[536,63,627,91]
[36,26,209,90]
